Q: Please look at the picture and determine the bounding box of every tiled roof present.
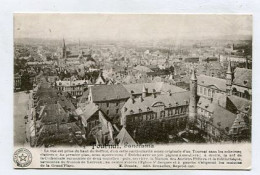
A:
[133,65,153,72]
[91,84,130,102]
[36,122,83,146]
[116,127,136,145]
[231,113,248,129]
[122,91,189,115]
[56,80,87,86]
[39,103,69,124]
[212,105,237,130]
[35,82,76,112]
[228,95,251,115]
[233,68,252,89]
[197,98,215,113]
[198,98,237,130]
[77,103,99,125]
[123,82,163,94]
[123,82,186,95]
[197,74,226,92]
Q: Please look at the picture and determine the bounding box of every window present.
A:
[160,111,165,118]
[143,115,146,121]
[208,89,212,97]
[106,103,109,107]
[154,113,157,119]
[150,113,154,120]
[183,107,186,113]
[175,107,179,115]
[139,115,143,121]
[168,109,172,116]
[204,88,206,95]
[116,102,119,106]
[107,110,109,115]
[200,86,202,94]
[116,109,119,114]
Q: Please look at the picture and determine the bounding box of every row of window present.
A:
[128,107,188,123]
[57,87,84,93]
[197,107,212,118]
[198,85,221,98]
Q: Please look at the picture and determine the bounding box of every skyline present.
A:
[14,14,252,42]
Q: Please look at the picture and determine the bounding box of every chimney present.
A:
[245,57,249,69]
[140,96,144,102]
[142,85,147,98]
[131,98,135,104]
[130,90,134,100]
[152,89,156,98]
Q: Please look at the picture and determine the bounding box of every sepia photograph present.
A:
[13,13,252,169]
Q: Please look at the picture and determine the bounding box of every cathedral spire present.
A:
[62,38,67,59]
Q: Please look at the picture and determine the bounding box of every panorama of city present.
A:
[14,14,252,147]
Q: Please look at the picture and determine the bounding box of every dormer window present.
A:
[243,80,248,85]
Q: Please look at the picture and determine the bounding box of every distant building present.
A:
[76,103,115,145]
[192,62,251,142]
[231,68,252,100]
[121,91,189,143]
[88,84,131,124]
[14,73,21,91]
[56,80,88,97]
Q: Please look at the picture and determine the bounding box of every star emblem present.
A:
[19,154,27,162]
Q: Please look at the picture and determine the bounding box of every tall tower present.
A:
[189,69,197,124]
[226,61,233,95]
[62,38,67,59]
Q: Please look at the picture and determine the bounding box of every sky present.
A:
[14,14,252,41]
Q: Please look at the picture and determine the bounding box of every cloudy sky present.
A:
[14,14,252,41]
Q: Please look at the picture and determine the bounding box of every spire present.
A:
[63,38,66,47]
[227,61,232,74]
[190,69,197,81]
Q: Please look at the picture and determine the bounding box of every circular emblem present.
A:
[13,148,32,167]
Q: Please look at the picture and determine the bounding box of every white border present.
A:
[0,0,259,175]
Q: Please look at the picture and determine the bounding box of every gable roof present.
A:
[123,82,186,95]
[228,95,252,115]
[39,103,69,124]
[122,91,189,115]
[197,74,226,92]
[77,103,99,126]
[90,84,130,102]
[233,68,252,89]
[212,105,237,131]
[116,128,137,145]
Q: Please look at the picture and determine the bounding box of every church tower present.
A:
[226,61,233,95]
[189,69,197,124]
[62,38,67,59]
